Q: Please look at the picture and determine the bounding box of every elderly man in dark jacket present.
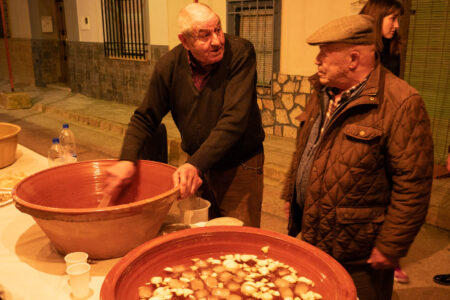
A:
[282,15,433,300]
[104,3,265,227]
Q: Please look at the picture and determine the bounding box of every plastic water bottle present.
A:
[59,123,78,163]
[48,138,65,167]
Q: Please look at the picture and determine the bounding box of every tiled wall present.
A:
[257,73,311,138]
[66,42,169,106]
[31,39,61,86]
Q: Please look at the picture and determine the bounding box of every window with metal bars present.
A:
[0,0,10,39]
[101,0,147,60]
[227,0,281,89]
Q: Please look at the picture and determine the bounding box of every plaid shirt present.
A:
[321,77,370,134]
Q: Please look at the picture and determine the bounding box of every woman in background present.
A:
[360,0,409,284]
[360,0,404,76]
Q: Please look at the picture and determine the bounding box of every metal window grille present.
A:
[101,0,147,60]
[0,0,10,39]
[227,0,281,88]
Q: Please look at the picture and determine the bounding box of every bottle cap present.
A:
[63,124,69,128]
[52,138,60,143]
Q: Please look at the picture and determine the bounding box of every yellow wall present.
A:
[149,0,169,45]
[167,0,227,49]
[76,0,104,43]
[8,0,32,39]
[281,0,364,76]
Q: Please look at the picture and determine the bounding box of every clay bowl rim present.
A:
[101,226,357,299]
[0,122,21,140]
[12,159,180,215]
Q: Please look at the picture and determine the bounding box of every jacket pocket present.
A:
[336,207,385,224]
[343,124,382,142]
[333,207,385,261]
[338,124,383,169]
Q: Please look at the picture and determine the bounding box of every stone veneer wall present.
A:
[66,42,169,106]
[31,39,61,86]
[257,73,312,138]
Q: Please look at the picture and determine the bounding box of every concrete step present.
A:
[46,83,72,92]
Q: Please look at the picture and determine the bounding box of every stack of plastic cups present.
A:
[64,252,91,299]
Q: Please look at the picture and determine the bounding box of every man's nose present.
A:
[210,32,221,46]
[314,56,321,65]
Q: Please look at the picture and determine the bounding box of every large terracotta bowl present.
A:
[101,226,357,300]
[0,122,21,168]
[13,160,179,259]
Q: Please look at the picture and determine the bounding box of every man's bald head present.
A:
[177,3,225,68]
[178,3,220,36]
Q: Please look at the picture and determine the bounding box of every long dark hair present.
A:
[360,0,404,56]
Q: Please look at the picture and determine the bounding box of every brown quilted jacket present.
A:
[281,64,434,262]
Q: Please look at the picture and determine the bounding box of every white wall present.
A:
[27,0,59,40]
[59,0,367,74]
[8,0,32,39]
[64,0,79,42]
[149,0,168,45]
[280,0,365,76]
[76,0,103,42]
[69,0,169,45]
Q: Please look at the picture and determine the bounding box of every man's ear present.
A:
[348,50,360,70]
[178,33,190,51]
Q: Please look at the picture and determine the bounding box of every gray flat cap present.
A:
[306,15,375,45]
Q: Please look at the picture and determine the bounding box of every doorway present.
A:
[55,0,68,83]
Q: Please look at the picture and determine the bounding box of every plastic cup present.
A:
[66,262,91,299]
[64,252,88,268]
[177,197,211,225]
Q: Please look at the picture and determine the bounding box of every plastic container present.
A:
[177,196,210,225]
[66,262,91,298]
[48,138,65,167]
[59,123,77,163]
[0,123,21,168]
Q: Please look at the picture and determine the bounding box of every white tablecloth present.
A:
[0,145,120,300]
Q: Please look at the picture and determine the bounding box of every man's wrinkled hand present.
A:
[367,247,398,269]
[103,160,136,202]
[172,163,202,199]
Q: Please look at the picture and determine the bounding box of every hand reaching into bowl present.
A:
[172,163,202,199]
[102,160,136,205]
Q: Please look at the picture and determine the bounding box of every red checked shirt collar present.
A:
[186,51,219,91]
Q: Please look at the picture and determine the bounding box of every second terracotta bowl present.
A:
[13,160,179,259]
[101,226,357,299]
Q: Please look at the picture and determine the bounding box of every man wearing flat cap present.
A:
[282,14,433,299]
